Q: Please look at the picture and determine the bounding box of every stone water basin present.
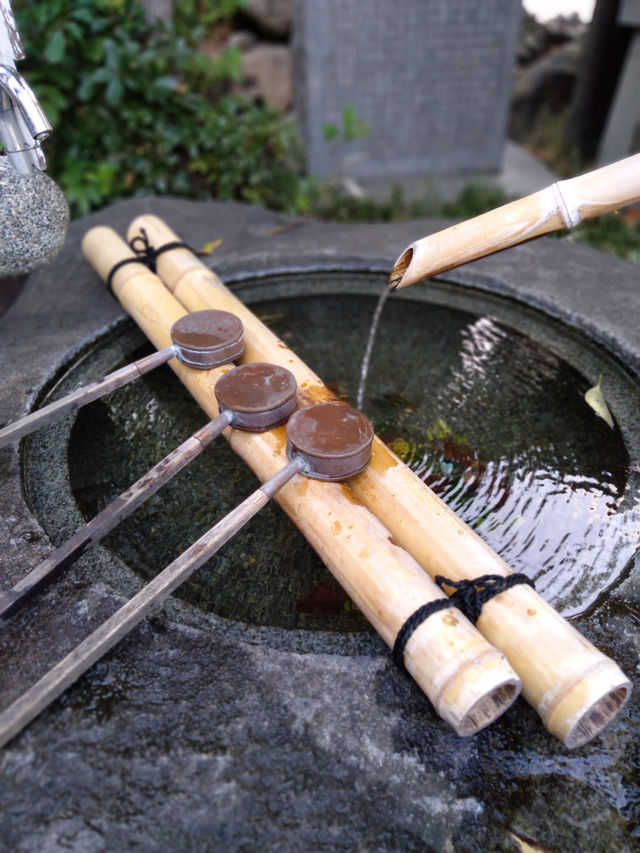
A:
[1,199,639,851]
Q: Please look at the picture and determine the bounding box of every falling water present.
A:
[356,286,391,410]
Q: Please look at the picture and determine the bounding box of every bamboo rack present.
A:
[128,214,632,748]
[389,153,640,289]
[81,226,522,738]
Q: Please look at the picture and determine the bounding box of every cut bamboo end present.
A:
[81,226,149,292]
[388,153,640,288]
[388,246,413,289]
[542,662,632,750]
[407,635,521,736]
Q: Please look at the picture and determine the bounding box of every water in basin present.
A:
[23,273,640,632]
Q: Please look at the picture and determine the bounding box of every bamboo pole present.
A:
[129,215,632,748]
[388,153,640,289]
[79,226,522,738]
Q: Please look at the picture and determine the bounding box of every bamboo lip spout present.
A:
[388,246,414,289]
[388,152,640,289]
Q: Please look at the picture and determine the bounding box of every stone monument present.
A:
[598,0,640,164]
[294,0,522,186]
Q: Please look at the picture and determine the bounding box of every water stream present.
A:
[356,286,391,409]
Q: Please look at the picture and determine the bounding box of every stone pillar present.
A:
[598,0,640,163]
[294,0,521,185]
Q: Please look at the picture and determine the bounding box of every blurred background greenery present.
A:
[11,0,640,263]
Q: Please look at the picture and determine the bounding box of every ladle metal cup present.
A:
[0,361,297,624]
[0,401,373,747]
[0,309,244,449]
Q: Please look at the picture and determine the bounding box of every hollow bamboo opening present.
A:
[564,686,631,750]
[388,246,414,289]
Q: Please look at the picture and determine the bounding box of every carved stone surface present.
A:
[294,0,521,181]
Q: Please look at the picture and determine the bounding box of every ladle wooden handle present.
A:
[389,152,640,288]
[0,458,301,748]
[0,346,174,449]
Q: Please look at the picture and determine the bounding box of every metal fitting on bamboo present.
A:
[389,152,640,289]
[127,215,632,748]
[81,226,521,737]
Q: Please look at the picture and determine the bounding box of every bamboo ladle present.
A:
[129,214,632,748]
[389,153,640,288]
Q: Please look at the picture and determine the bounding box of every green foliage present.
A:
[13,0,305,217]
[312,181,510,224]
[564,212,640,264]
[323,104,370,143]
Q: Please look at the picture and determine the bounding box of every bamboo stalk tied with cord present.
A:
[126,214,632,749]
[80,225,522,739]
[389,153,640,289]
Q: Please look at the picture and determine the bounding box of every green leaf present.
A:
[44,29,66,63]
[585,375,615,429]
[105,76,124,106]
[323,123,339,141]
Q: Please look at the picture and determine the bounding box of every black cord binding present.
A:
[105,228,196,294]
[434,572,535,624]
[392,597,456,669]
[393,572,534,671]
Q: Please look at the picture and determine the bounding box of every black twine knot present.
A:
[105,228,195,294]
[393,571,534,672]
[435,572,535,624]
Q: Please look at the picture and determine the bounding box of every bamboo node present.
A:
[551,180,582,229]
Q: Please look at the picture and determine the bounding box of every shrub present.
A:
[13,0,307,217]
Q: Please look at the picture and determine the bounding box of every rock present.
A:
[0,159,69,276]
[228,29,258,51]
[140,0,173,26]
[244,0,294,39]
[241,44,293,110]
[510,39,584,138]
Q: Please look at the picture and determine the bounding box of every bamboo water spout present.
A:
[128,215,632,748]
[80,226,522,739]
[389,153,640,289]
